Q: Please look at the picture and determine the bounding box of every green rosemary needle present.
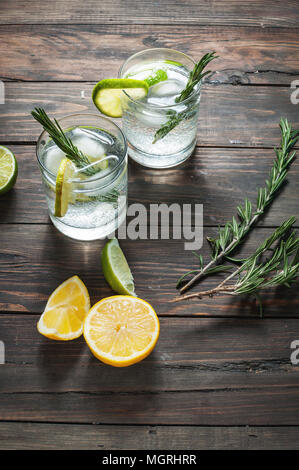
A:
[153,52,217,143]
[32,107,97,176]
[179,118,299,294]
[174,217,299,306]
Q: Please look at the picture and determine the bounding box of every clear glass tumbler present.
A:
[37,113,128,241]
[119,48,201,169]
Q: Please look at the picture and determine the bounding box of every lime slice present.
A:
[0,146,18,195]
[144,69,168,87]
[54,158,75,217]
[92,79,149,118]
[164,59,183,67]
[101,238,136,296]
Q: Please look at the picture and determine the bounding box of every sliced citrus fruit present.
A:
[83,296,160,367]
[101,238,135,296]
[92,78,149,118]
[54,157,75,217]
[144,69,168,87]
[0,146,18,195]
[37,276,90,341]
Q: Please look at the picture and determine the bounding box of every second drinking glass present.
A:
[119,48,201,169]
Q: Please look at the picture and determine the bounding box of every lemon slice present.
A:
[92,79,149,118]
[37,276,90,340]
[54,157,75,217]
[83,296,160,367]
[0,146,18,195]
[101,238,135,296]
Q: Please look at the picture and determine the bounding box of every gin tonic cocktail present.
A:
[119,49,201,168]
[37,114,127,240]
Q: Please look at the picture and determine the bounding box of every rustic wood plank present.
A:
[1,146,298,227]
[0,226,299,316]
[0,315,298,392]
[0,1,298,27]
[0,25,298,84]
[1,83,298,145]
[1,422,299,450]
[0,315,298,425]
[0,388,299,424]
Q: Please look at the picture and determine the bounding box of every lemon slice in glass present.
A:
[54,157,75,217]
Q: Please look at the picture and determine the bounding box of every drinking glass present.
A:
[37,113,128,241]
[119,48,201,169]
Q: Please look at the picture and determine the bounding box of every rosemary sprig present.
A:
[176,52,217,103]
[173,217,299,304]
[32,107,96,176]
[179,118,299,294]
[153,52,217,143]
[152,107,196,144]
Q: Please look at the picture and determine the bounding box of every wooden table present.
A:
[0,0,299,450]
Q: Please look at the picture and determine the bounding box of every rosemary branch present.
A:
[153,52,217,143]
[179,118,299,294]
[173,217,299,304]
[32,107,96,176]
[176,52,217,103]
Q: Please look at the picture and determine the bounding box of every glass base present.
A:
[127,139,196,169]
[50,208,126,241]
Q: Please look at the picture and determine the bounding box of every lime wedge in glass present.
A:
[101,238,136,296]
[0,146,18,195]
[92,79,148,118]
[54,157,75,217]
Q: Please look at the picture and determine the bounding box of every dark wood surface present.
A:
[0,0,299,450]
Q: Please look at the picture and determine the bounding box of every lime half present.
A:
[92,79,148,118]
[101,238,136,296]
[54,158,75,217]
[0,146,18,195]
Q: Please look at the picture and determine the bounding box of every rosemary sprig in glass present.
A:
[32,107,121,204]
[174,217,299,310]
[179,118,299,294]
[32,107,96,176]
[153,52,217,143]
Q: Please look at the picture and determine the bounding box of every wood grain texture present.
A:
[1,225,299,316]
[0,315,298,392]
[0,25,298,84]
[0,1,298,27]
[1,83,298,146]
[0,0,298,447]
[0,389,299,425]
[1,146,298,226]
[1,423,299,450]
[0,315,298,425]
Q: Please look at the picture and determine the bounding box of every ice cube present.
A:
[45,146,65,174]
[150,79,183,98]
[72,135,106,161]
[77,127,114,146]
[135,110,167,128]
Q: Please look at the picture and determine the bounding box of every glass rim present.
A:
[118,47,200,109]
[36,112,128,184]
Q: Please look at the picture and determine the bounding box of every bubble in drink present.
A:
[40,126,127,240]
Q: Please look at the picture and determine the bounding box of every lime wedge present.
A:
[0,146,18,195]
[54,158,75,217]
[92,79,149,118]
[101,238,136,296]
